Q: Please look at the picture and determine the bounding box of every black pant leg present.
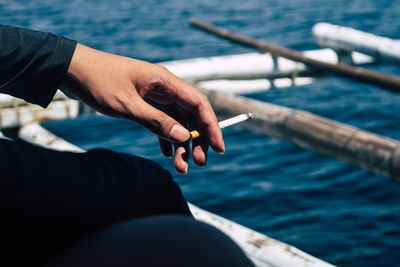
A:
[0,139,191,265]
[45,215,255,267]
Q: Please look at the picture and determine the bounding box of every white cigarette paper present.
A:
[190,113,254,139]
[218,113,254,129]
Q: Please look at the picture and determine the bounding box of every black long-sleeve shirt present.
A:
[0,25,77,108]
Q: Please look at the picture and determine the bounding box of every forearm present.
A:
[0,25,77,107]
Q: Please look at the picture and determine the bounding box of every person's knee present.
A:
[109,216,253,266]
[91,149,191,217]
[125,154,192,216]
[48,215,254,267]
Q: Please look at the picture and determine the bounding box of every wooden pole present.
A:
[201,89,400,183]
[190,18,400,92]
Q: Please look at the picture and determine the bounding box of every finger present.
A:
[192,136,209,167]
[158,137,172,158]
[189,120,208,167]
[174,141,190,174]
[195,94,225,154]
[129,97,190,143]
[166,78,225,154]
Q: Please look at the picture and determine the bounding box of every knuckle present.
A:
[156,65,173,78]
[199,93,209,103]
[158,65,169,72]
[197,93,211,110]
[195,91,206,101]
[149,115,165,130]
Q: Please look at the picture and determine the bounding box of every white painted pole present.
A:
[161,49,373,83]
[312,22,400,64]
[195,77,315,94]
[18,123,84,152]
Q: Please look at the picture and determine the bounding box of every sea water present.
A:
[1,0,400,265]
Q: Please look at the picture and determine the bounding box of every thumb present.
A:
[132,99,190,143]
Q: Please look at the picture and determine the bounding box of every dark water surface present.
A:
[2,0,400,266]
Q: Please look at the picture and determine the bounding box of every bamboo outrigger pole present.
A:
[189,18,400,92]
[201,90,400,183]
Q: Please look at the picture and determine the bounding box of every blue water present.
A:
[2,0,400,265]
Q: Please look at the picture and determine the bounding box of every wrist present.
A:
[65,43,88,82]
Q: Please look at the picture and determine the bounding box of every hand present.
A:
[61,43,225,174]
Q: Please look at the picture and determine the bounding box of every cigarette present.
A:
[190,113,254,139]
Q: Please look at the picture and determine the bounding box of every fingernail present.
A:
[176,165,188,175]
[219,144,225,155]
[169,124,189,142]
[175,161,188,175]
[194,158,207,167]
[195,163,206,168]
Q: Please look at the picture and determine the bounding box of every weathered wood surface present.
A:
[190,18,400,92]
[202,90,400,183]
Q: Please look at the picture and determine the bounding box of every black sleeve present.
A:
[0,25,77,108]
